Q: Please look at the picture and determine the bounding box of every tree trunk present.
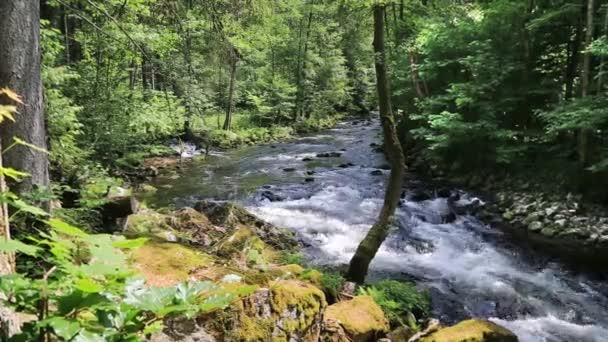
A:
[295,2,314,121]
[0,0,50,196]
[223,53,238,131]
[579,0,595,167]
[346,4,406,284]
[597,5,608,92]
[565,3,585,100]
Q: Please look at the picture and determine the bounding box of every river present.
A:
[145,119,608,342]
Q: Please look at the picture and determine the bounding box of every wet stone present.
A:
[317,152,342,158]
[370,170,383,176]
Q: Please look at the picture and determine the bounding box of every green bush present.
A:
[0,218,255,341]
[358,279,430,326]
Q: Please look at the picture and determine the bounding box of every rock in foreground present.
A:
[421,319,518,342]
[324,296,389,342]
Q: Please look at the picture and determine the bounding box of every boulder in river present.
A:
[283,167,297,172]
[260,190,283,202]
[408,189,432,202]
[317,152,342,158]
[370,170,383,176]
[420,319,517,342]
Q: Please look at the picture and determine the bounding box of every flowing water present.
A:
[145,120,608,342]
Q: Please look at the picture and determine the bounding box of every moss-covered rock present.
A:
[421,319,518,342]
[227,280,327,341]
[324,295,389,342]
[167,208,227,247]
[123,209,180,241]
[131,241,212,287]
[194,200,298,251]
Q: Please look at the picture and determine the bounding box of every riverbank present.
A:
[140,118,608,340]
[124,198,518,341]
[406,147,608,272]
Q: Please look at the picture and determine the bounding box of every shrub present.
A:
[358,279,430,327]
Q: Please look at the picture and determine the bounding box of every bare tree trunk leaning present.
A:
[0,0,50,196]
[346,4,406,284]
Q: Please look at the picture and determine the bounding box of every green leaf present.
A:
[57,291,108,316]
[0,239,40,256]
[75,278,103,293]
[8,198,49,217]
[38,317,81,340]
[45,218,86,237]
[112,237,148,249]
[73,330,106,342]
[12,137,49,154]
[0,168,29,181]
[143,321,164,335]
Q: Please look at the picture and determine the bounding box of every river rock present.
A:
[305,177,315,182]
[260,190,283,202]
[528,221,543,232]
[317,152,342,158]
[324,295,389,342]
[230,281,326,341]
[167,208,227,247]
[303,157,313,162]
[194,200,298,251]
[408,190,431,202]
[339,163,355,168]
[420,319,517,342]
[436,188,452,198]
[370,170,383,176]
[123,209,180,241]
[150,317,215,342]
[283,167,297,172]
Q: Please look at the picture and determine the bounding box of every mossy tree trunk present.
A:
[346,4,406,284]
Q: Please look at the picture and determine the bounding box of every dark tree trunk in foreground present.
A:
[346,4,406,284]
[0,0,50,195]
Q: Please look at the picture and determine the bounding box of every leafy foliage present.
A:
[358,279,430,327]
[0,218,254,341]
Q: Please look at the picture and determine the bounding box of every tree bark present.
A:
[579,0,595,167]
[0,0,50,196]
[295,1,314,121]
[223,52,238,131]
[346,4,406,284]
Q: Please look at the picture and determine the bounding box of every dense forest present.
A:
[1,0,608,341]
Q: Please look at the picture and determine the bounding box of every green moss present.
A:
[123,210,179,240]
[421,319,517,342]
[215,226,278,267]
[278,264,305,276]
[325,295,390,337]
[131,241,211,286]
[141,184,158,193]
[270,280,326,333]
